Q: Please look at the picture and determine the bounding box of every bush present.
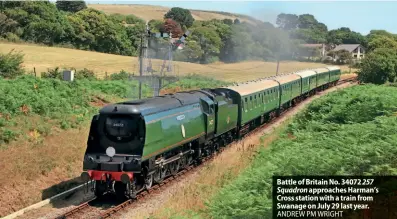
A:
[5,32,21,42]
[41,67,97,80]
[0,49,25,78]
[109,70,130,80]
[74,68,96,80]
[41,67,62,79]
[358,48,397,84]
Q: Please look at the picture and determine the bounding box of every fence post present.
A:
[34,67,36,77]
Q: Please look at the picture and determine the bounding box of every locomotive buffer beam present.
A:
[130,75,179,97]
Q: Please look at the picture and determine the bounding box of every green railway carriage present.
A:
[273,74,302,106]
[294,70,317,94]
[326,66,341,83]
[314,67,330,87]
[219,79,280,126]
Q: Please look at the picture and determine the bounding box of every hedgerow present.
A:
[206,85,397,218]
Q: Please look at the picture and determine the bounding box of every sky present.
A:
[83,1,396,35]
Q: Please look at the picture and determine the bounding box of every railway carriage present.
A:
[313,67,331,89]
[326,66,342,85]
[216,79,280,136]
[294,69,317,96]
[272,73,302,109]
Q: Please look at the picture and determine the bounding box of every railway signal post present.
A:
[132,23,189,98]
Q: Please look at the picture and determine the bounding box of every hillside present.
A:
[0,42,342,82]
[88,4,260,24]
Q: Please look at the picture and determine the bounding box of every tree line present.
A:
[0,1,366,64]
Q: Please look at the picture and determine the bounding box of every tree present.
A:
[222,18,233,25]
[298,14,318,29]
[367,30,397,42]
[276,13,298,30]
[292,28,326,43]
[233,18,240,24]
[148,19,164,32]
[367,35,397,52]
[358,48,397,84]
[327,27,366,46]
[0,13,18,37]
[174,39,203,63]
[56,0,87,13]
[327,49,352,64]
[190,26,222,63]
[280,13,328,44]
[160,18,183,38]
[164,7,194,28]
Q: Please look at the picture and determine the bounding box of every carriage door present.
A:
[200,98,215,136]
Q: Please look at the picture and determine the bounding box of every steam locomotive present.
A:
[80,66,341,199]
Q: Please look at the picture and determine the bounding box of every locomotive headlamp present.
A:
[106,146,116,157]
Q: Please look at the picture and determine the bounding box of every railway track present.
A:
[53,76,358,219]
[337,75,357,85]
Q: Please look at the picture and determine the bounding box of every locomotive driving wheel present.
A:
[154,166,167,183]
[145,173,153,189]
[169,160,180,176]
[179,155,187,169]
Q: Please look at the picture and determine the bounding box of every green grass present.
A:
[0,73,230,146]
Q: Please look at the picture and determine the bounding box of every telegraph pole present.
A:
[138,35,143,99]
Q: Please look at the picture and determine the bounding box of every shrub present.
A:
[0,49,25,78]
[358,48,397,84]
[41,67,97,80]
[5,32,21,42]
[41,67,62,79]
[109,70,130,80]
[74,68,96,80]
